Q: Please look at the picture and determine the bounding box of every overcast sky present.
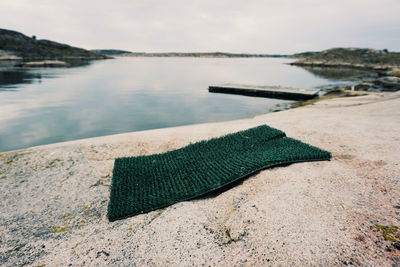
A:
[1,0,399,54]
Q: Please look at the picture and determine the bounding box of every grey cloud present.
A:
[0,0,399,53]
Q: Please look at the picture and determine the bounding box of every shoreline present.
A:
[0,89,366,155]
[289,61,395,72]
[1,92,399,265]
[0,88,368,155]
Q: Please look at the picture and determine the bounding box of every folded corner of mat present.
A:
[107,125,331,221]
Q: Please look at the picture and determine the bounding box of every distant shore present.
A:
[119,52,288,58]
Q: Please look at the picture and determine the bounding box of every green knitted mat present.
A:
[107,125,331,221]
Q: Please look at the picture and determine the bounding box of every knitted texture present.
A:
[107,125,331,221]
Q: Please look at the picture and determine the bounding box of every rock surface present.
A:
[353,82,375,91]
[0,50,21,60]
[389,68,400,78]
[374,76,400,91]
[16,60,68,68]
[0,92,400,266]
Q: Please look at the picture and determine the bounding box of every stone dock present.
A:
[209,84,320,100]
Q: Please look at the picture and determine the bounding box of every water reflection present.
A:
[0,57,351,152]
[0,70,42,89]
[300,66,378,81]
[0,60,92,90]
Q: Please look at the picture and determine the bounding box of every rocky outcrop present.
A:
[351,76,400,92]
[353,82,375,91]
[349,78,400,92]
[0,28,108,61]
[374,76,400,91]
[388,68,400,77]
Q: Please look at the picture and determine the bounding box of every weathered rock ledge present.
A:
[1,92,399,266]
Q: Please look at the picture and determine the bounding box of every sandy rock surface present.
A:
[1,92,400,266]
[17,60,68,67]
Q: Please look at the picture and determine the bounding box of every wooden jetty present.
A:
[208,84,320,100]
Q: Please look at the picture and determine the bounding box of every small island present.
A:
[290,48,400,91]
[290,47,400,71]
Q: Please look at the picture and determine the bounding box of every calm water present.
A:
[0,57,358,152]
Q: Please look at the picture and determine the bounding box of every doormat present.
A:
[107,125,331,221]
